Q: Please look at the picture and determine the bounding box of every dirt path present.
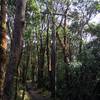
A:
[26,84,51,100]
[28,89,51,100]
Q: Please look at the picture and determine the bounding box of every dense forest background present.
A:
[0,0,100,100]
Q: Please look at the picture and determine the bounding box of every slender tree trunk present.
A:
[22,42,30,100]
[38,47,45,87]
[50,16,56,98]
[46,15,51,91]
[63,15,70,64]
[38,46,45,88]
[38,17,45,88]
[78,22,84,55]
[0,0,7,99]
[3,0,27,99]
[14,48,23,100]
[32,32,37,85]
[79,31,82,54]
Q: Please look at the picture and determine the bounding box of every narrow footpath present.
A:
[26,84,51,100]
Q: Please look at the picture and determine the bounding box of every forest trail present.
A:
[26,84,51,100]
[28,89,51,100]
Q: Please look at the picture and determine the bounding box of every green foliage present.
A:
[96,4,100,10]
[57,61,66,82]
[27,0,40,13]
[79,38,100,74]
[85,24,100,37]
[24,28,32,41]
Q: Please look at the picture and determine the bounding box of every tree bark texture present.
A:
[3,0,27,99]
[0,0,7,99]
[50,16,56,97]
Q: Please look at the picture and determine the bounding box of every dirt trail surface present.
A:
[28,89,51,100]
[26,83,51,100]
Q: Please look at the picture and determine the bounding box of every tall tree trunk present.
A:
[38,46,45,88]
[63,15,70,64]
[32,32,38,85]
[38,32,45,88]
[78,22,84,55]
[3,0,27,99]
[38,17,45,88]
[79,31,82,55]
[22,42,30,100]
[50,16,56,98]
[46,15,51,90]
[0,0,7,99]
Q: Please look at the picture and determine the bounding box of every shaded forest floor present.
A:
[26,83,51,100]
[27,88,51,100]
[17,82,60,100]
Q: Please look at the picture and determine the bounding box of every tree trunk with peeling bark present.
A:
[3,0,27,99]
[0,0,7,99]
